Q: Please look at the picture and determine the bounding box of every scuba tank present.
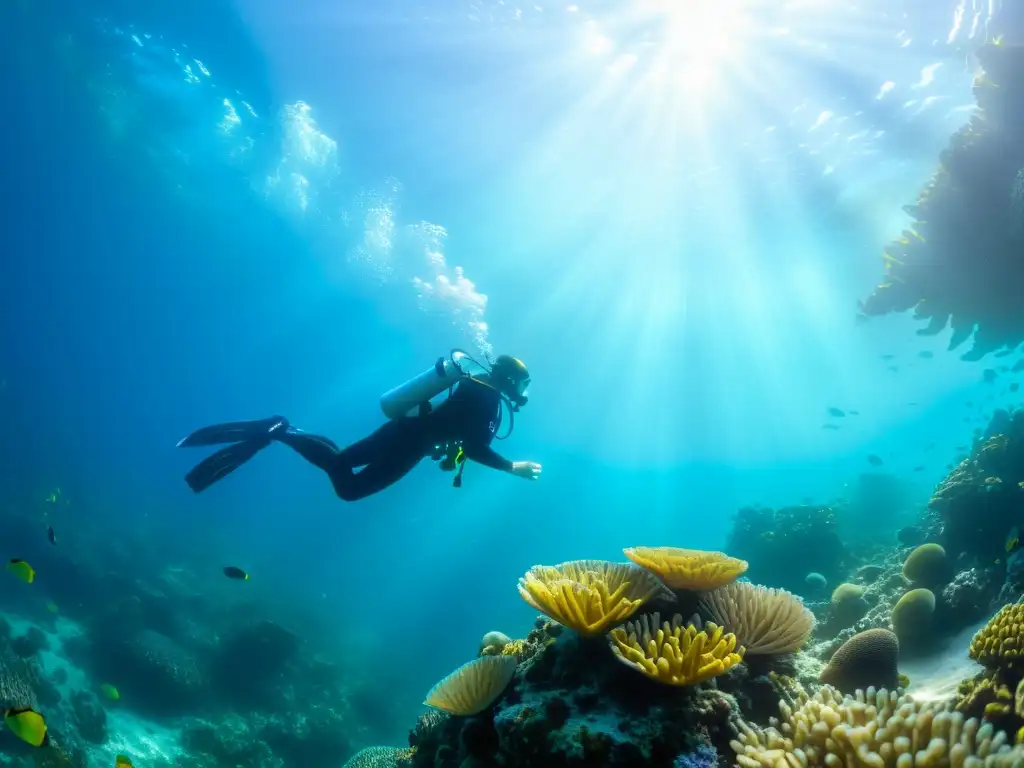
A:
[379,351,471,420]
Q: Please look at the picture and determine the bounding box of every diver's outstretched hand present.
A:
[511,461,542,480]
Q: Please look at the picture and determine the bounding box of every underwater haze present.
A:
[3,0,1024,764]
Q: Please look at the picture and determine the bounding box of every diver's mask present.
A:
[508,376,530,409]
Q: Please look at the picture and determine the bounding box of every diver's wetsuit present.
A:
[178,378,512,501]
[278,377,511,500]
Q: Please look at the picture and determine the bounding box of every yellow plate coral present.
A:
[517,559,672,637]
[623,546,748,590]
[608,612,744,686]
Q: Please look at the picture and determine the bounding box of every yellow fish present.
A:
[115,755,133,767]
[99,684,120,701]
[4,707,48,747]
[1007,527,1020,554]
[7,559,35,584]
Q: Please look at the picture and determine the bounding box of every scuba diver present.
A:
[176,352,542,501]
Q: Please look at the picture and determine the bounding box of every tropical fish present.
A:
[1007,527,1020,554]
[99,683,120,701]
[7,560,34,584]
[867,455,884,467]
[827,407,845,417]
[223,566,249,581]
[46,526,56,546]
[115,755,133,767]
[3,707,48,747]
[44,488,60,504]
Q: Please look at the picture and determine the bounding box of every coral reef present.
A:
[733,685,1024,766]
[858,40,1024,357]
[726,505,850,593]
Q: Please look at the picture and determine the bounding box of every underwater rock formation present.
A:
[726,505,850,593]
[859,40,1024,358]
[409,621,740,768]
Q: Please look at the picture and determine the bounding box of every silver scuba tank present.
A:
[380,352,469,419]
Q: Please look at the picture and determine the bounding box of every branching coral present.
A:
[623,547,748,591]
[970,602,1024,667]
[424,656,517,716]
[608,612,744,686]
[731,685,1024,767]
[517,559,672,636]
[699,582,814,655]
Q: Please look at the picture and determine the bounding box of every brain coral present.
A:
[971,601,1024,666]
[819,628,900,693]
[699,581,814,655]
[732,685,1024,768]
[902,543,949,587]
[623,547,748,590]
[891,588,936,644]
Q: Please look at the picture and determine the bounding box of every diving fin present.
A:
[176,417,288,448]
[184,439,271,493]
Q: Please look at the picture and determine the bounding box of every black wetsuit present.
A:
[277,377,512,501]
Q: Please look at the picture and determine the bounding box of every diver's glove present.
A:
[511,461,542,480]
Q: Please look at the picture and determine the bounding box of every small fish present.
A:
[827,407,846,418]
[848,410,860,416]
[822,423,840,430]
[918,351,934,359]
[913,465,925,472]
[115,756,133,768]
[46,526,56,546]
[45,602,58,614]
[881,354,895,361]
[3,707,48,747]
[99,683,120,701]
[1007,526,1020,554]
[7,559,34,584]
[985,476,1003,486]
[867,454,884,467]
[44,488,60,504]
[1018,481,1024,490]
[223,566,249,581]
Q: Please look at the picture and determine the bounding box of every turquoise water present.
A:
[2,0,1021,764]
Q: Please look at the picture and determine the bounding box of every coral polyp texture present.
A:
[700,581,815,655]
[423,655,518,716]
[342,746,415,767]
[819,629,901,693]
[607,612,744,686]
[517,559,671,636]
[732,685,1024,768]
[623,546,748,590]
[970,602,1024,667]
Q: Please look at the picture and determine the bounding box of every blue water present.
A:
[1,0,1020,760]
